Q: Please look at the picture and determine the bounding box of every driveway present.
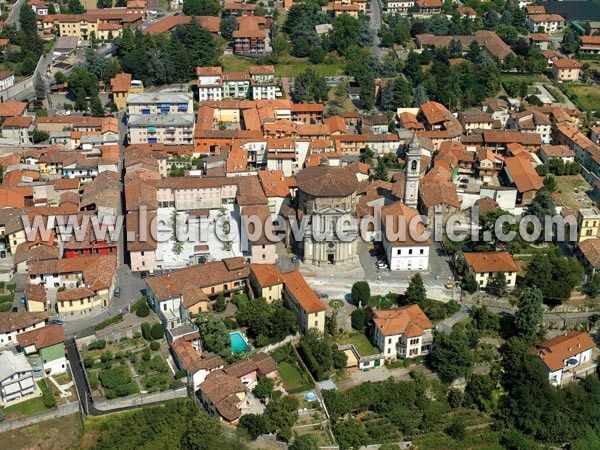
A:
[337,364,435,389]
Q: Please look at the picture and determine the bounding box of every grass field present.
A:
[0,413,84,450]
[274,56,346,77]
[335,332,380,356]
[3,387,48,419]
[553,174,593,210]
[221,55,258,73]
[279,360,313,393]
[500,73,550,85]
[564,83,600,112]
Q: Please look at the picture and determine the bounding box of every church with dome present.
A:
[294,161,360,266]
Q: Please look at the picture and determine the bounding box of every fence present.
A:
[258,333,300,354]
[0,401,80,433]
[93,387,188,412]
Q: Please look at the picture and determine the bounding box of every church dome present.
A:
[296,165,359,198]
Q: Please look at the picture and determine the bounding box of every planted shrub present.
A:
[136,302,150,318]
[150,323,165,340]
[150,341,160,351]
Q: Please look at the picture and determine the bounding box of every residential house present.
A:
[145,258,249,328]
[1,116,33,145]
[16,325,66,377]
[576,237,600,276]
[415,0,442,15]
[539,145,575,164]
[532,332,596,387]
[372,305,433,361]
[526,14,565,33]
[25,284,47,313]
[552,58,582,81]
[171,337,224,389]
[0,351,36,404]
[579,36,600,55]
[28,255,117,317]
[197,370,247,425]
[503,156,543,205]
[463,251,519,289]
[384,0,414,14]
[282,270,326,333]
[249,263,284,302]
[0,71,15,91]
[0,312,48,347]
[224,352,279,384]
[233,16,271,55]
[110,72,133,110]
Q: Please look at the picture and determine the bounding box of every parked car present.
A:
[49,319,64,326]
[114,287,121,297]
[460,178,469,183]
[376,260,388,269]
[369,249,380,257]
[11,306,18,313]
[20,294,26,303]
[445,281,460,289]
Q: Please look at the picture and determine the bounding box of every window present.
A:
[419,249,424,255]
[408,249,413,255]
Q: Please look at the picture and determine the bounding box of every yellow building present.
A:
[249,264,284,302]
[578,208,600,242]
[282,270,326,333]
[110,73,132,110]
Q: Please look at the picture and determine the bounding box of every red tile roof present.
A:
[464,251,518,273]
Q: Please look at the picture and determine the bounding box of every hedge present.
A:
[94,313,123,331]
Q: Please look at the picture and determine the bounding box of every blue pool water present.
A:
[230,331,250,354]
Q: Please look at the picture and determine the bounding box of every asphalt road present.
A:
[369,0,383,58]
[6,0,25,27]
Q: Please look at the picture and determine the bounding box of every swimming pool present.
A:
[230,331,250,354]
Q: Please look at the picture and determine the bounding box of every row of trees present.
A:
[235,297,298,347]
[112,22,221,86]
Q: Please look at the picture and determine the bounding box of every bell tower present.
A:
[404,135,421,208]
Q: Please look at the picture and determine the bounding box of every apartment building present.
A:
[126,93,193,116]
[233,16,271,55]
[282,270,326,334]
[127,114,195,145]
[52,10,143,39]
[196,66,277,101]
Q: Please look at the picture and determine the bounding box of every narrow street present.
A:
[369,0,383,58]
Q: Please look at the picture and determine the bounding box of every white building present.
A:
[0,312,48,347]
[381,202,430,271]
[0,71,15,91]
[532,332,597,387]
[0,351,36,404]
[372,305,433,361]
[463,251,518,289]
[385,0,414,13]
[196,66,223,101]
[127,114,195,145]
[126,92,193,116]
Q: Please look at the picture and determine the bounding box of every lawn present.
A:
[563,83,600,112]
[275,56,346,77]
[221,55,257,73]
[335,332,380,357]
[279,360,313,393]
[553,174,593,210]
[3,395,47,419]
[499,73,550,85]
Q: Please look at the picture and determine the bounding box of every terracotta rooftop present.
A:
[553,58,583,69]
[374,304,433,337]
[504,156,543,193]
[250,264,284,288]
[283,270,326,313]
[17,325,64,350]
[296,165,358,198]
[578,238,600,267]
[532,331,596,372]
[0,311,47,334]
[198,370,246,422]
[464,251,518,273]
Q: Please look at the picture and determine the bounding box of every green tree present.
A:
[141,322,151,340]
[487,272,507,296]
[220,15,238,41]
[213,292,226,313]
[588,273,600,297]
[90,95,105,117]
[446,417,466,440]
[289,435,319,450]
[351,308,366,331]
[135,302,150,317]
[197,315,231,357]
[330,13,361,56]
[253,376,275,399]
[513,287,543,338]
[67,0,86,14]
[32,130,49,144]
[182,412,222,450]
[430,328,474,382]
[54,71,67,85]
[373,159,388,181]
[405,273,426,305]
[351,281,370,307]
[562,28,579,54]
[239,414,269,439]
[182,0,221,16]
[543,175,558,193]
[150,323,165,340]
[34,71,46,101]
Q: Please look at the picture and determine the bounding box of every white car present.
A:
[376,261,388,269]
